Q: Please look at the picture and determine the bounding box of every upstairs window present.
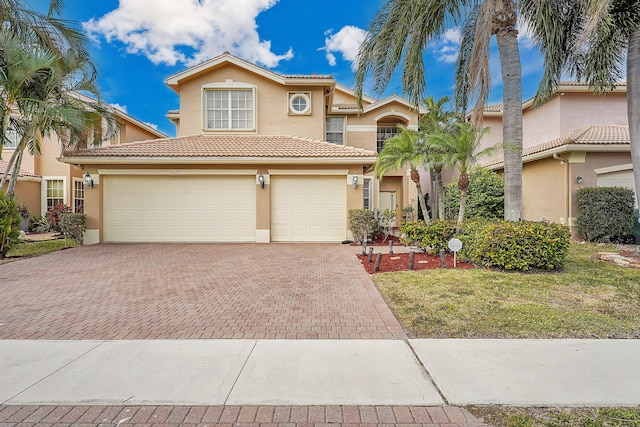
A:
[326,117,344,145]
[205,89,255,130]
[377,125,400,152]
[2,124,20,148]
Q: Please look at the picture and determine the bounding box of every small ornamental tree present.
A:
[59,212,87,245]
[349,209,376,243]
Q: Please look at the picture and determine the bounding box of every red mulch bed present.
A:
[357,251,474,274]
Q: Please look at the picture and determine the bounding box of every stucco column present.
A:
[255,172,270,243]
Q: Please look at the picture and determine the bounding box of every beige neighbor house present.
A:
[60,53,423,244]
[1,107,167,220]
[456,82,633,237]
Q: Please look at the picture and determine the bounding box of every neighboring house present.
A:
[60,53,423,244]
[438,82,632,236]
[1,107,167,219]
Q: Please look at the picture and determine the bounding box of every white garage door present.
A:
[598,169,638,207]
[271,175,346,242]
[104,175,256,242]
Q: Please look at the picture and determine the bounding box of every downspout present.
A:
[553,153,569,226]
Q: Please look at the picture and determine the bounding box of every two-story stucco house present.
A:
[1,106,167,219]
[60,53,423,244]
[441,82,633,236]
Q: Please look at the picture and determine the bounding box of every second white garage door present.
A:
[104,175,256,242]
[271,175,346,242]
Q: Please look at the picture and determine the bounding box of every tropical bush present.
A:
[577,186,635,243]
[349,209,376,243]
[30,215,52,233]
[458,220,571,271]
[58,212,87,245]
[46,204,72,232]
[0,192,21,258]
[400,220,458,252]
[444,168,504,220]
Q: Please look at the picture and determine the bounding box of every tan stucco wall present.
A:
[175,64,328,139]
[521,157,566,223]
[118,122,163,144]
[9,180,41,216]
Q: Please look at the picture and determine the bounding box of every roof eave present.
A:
[59,156,378,165]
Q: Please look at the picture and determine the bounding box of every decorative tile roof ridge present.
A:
[0,159,41,178]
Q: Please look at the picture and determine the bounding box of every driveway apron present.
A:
[0,243,405,340]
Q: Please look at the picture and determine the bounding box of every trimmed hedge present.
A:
[400,220,457,252]
[577,186,635,243]
[400,219,571,271]
[458,220,571,271]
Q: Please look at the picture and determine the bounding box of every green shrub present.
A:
[444,168,504,220]
[349,209,376,243]
[58,213,87,245]
[30,215,51,233]
[400,220,458,252]
[46,204,72,232]
[0,192,21,258]
[577,186,635,243]
[458,220,571,271]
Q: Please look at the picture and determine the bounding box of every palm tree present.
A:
[521,0,640,212]
[0,0,90,158]
[0,46,116,197]
[374,126,432,225]
[419,96,459,219]
[427,122,499,223]
[355,0,524,222]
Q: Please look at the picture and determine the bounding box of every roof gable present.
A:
[165,53,335,92]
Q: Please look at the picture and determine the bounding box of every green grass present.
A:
[469,406,640,427]
[373,244,640,338]
[5,238,78,259]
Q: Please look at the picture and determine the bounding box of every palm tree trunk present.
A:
[435,168,445,220]
[458,188,467,224]
[6,147,23,197]
[495,0,523,221]
[628,26,640,210]
[0,138,21,189]
[412,169,431,225]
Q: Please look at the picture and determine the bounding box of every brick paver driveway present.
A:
[0,244,405,340]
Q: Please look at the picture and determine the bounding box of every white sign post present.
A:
[448,238,463,268]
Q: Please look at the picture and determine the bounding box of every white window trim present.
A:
[326,115,346,145]
[201,81,258,132]
[288,92,311,115]
[41,176,67,215]
[72,177,85,213]
[363,177,373,210]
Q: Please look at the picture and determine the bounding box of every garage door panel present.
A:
[104,176,256,242]
[271,176,346,242]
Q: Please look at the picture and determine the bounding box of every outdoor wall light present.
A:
[576,176,584,184]
[258,172,265,189]
[352,174,358,189]
[84,171,94,189]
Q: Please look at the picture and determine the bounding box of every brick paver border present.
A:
[0,405,488,426]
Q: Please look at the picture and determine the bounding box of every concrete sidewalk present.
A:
[2,339,640,407]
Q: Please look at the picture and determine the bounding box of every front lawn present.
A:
[4,238,78,260]
[469,406,640,427]
[373,244,640,338]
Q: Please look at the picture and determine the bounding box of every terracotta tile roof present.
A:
[334,103,359,110]
[284,74,333,79]
[63,134,378,159]
[0,159,40,178]
[484,125,629,166]
[524,125,629,156]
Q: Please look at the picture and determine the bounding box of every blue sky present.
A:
[30,0,545,137]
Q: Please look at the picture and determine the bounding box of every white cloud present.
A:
[144,122,159,130]
[321,25,367,70]
[517,20,536,50]
[109,103,127,113]
[434,27,461,64]
[83,0,293,67]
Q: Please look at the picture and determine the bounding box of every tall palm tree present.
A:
[355,0,524,222]
[419,95,459,219]
[375,126,432,225]
[428,122,498,223]
[521,0,640,210]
